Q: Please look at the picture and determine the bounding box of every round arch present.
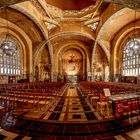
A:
[112,20,140,75]
[0,17,33,79]
[33,31,95,72]
[54,41,90,76]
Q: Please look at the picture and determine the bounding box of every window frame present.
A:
[122,38,140,76]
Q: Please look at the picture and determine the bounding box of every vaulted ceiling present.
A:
[0,0,140,11]
[0,7,45,46]
[105,0,140,11]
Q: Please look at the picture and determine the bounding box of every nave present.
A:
[0,82,140,139]
[7,84,102,122]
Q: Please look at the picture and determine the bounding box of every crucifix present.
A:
[69,53,75,63]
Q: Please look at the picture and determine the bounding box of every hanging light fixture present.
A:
[0,8,17,56]
[133,12,140,57]
[132,4,138,54]
[0,8,9,49]
[125,6,139,57]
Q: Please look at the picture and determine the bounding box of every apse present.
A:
[62,49,83,76]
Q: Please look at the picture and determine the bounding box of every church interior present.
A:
[0,0,140,139]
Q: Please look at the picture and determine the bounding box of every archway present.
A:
[60,48,84,82]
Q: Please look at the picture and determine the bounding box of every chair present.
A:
[96,93,108,115]
[90,91,100,108]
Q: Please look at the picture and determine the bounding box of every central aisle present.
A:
[66,86,78,97]
[44,84,102,122]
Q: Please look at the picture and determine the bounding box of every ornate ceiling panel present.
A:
[46,0,96,10]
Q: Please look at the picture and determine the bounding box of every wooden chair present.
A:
[90,91,100,108]
[96,93,108,115]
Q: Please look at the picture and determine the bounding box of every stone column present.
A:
[92,63,96,82]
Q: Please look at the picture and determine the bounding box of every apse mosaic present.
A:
[62,49,83,76]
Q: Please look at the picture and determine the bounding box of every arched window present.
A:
[122,38,140,76]
[0,35,20,75]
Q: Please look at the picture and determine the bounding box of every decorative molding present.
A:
[63,4,97,16]
[59,18,87,22]
[31,0,48,16]
[31,0,98,18]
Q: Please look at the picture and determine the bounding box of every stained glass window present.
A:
[0,35,20,75]
[122,38,140,76]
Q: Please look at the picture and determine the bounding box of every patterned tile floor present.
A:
[0,84,140,139]
[1,123,140,140]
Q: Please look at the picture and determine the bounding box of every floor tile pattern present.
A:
[1,124,140,139]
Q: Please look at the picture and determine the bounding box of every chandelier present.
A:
[0,8,17,56]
